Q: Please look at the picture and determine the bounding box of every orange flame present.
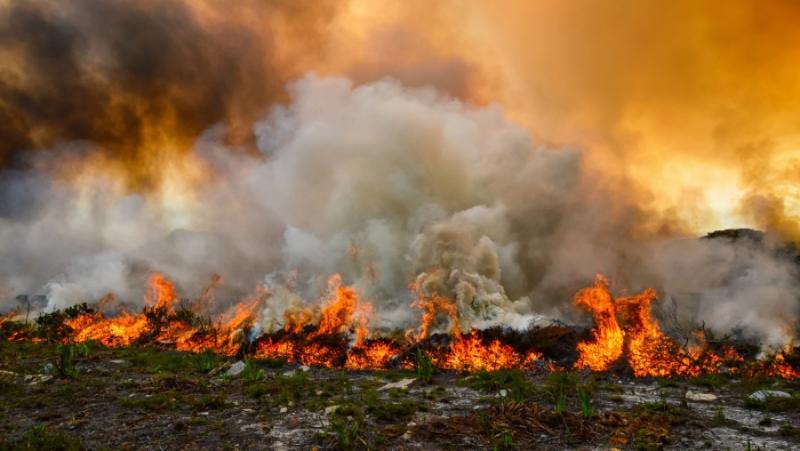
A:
[574,275,624,371]
[5,271,797,378]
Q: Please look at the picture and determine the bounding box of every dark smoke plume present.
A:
[0,0,336,188]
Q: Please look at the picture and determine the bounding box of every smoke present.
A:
[456,0,800,238]
[0,1,797,349]
[0,0,338,188]
[1,73,796,348]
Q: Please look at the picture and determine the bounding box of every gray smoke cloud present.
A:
[0,75,797,347]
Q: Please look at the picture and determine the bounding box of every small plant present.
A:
[459,370,536,401]
[261,356,288,369]
[577,387,594,418]
[196,350,217,373]
[0,425,83,450]
[55,342,90,378]
[545,371,579,397]
[554,389,567,415]
[713,406,727,425]
[495,428,513,450]
[330,418,364,450]
[241,360,265,382]
[366,399,419,422]
[414,348,434,383]
[778,424,800,438]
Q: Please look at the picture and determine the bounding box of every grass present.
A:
[119,392,180,412]
[414,349,434,383]
[242,370,311,407]
[117,348,206,374]
[54,342,92,378]
[577,387,593,418]
[689,373,727,390]
[195,350,219,373]
[328,418,365,450]
[711,406,729,426]
[240,360,265,382]
[189,394,228,411]
[459,370,536,401]
[778,424,800,438]
[744,392,800,412]
[366,398,420,422]
[0,425,84,451]
[637,395,690,419]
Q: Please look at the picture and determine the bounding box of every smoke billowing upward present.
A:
[0,0,337,188]
[0,1,797,351]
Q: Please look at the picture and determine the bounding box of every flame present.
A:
[411,280,460,341]
[4,271,797,378]
[573,275,624,371]
[314,274,361,338]
[67,312,150,347]
[442,331,522,372]
[571,274,799,378]
[345,341,399,370]
[145,273,179,311]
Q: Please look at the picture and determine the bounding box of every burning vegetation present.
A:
[2,271,797,380]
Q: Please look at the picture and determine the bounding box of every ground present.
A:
[0,341,798,450]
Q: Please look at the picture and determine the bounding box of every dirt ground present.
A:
[1,341,798,450]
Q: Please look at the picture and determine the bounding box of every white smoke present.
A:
[0,75,797,347]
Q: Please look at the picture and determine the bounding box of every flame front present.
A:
[4,271,796,378]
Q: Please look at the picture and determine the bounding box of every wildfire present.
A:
[2,271,797,379]
[442,331,529,372]
[572,274,798,378]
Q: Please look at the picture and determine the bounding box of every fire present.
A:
[571,274,800,378]
[574,275,624,371]
[68,312,149,347]
[3,270,797,378]
[63,273,263,355]
[314,274,363,338]
[345,341,399,370]
[146,273,179,311]
[442,331,522,372]
[411,280,460,341]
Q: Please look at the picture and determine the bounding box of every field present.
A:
[1,340,799,450]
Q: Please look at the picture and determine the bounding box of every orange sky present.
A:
[316,0,800,238]
[4,0,798,239]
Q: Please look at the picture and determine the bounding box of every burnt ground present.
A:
[0,341,799,450]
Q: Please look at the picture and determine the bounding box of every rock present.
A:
[377,378,416,391]
[41,363,54,375]
[315,390,323,396]
[240,423,262,433]
[28,374,52,385]
[300,365,310,372]
[324,405,339,415]
[109,359,126,364]
[226,361,246,377]
[686,391,717,402]
[499,389,508,398]
[282,370,295,377]
[749,390,791,402]
[279,407,288,414]
[207,364,229,377]
[198,411,209,416]
[402,431,412,440]
[0,369,18,378]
